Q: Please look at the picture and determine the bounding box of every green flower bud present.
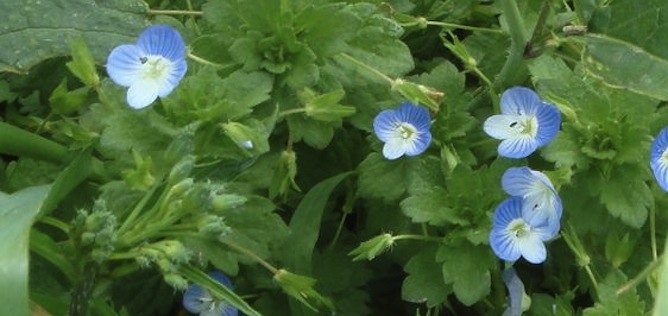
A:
[274,269,334,312]
[348,233,394,261]
[211,193,247,212]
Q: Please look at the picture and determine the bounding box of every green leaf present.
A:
[357,153,413,202]
[584,0,668,100]
[286,115,337,149]
[344,3,414,77]
[400,187,468,226]
[583,269,645,316]
[583,33,668,100]
[437,244,495,306]
[66,37,100,87]
[282,172,353,273]
[0,185,50,316]
[401,247,449,307]
[654,235,668,315]
[300,88,356,122]
[0,0,147,72]
[598,165,652,228]
[48,78,89,115]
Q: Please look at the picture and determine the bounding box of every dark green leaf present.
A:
[0,0,146,72]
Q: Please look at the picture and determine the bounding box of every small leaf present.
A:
[66,37,99,87]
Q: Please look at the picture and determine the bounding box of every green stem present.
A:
[651,206,658,260]
[615,255,663,296]
[38,216,70,234]
[493,0,529,90]
[327,212,348,251]
[337,53,394,84]
[148,9,203,16]
[187,52,226,68]
[562,225,599,294]
[278,108,307,117]
[116,184,160,237]
[0,122,68,163]
[524,0,552,58]
[426,21,503,34]
[392,234,443,243]
[223,240,279,274]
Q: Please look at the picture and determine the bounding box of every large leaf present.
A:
[0,185,50,316]
[282,172,353,273]
[3,147,94,315]
[584,0,668,100]
[654,236,668,316]
[0,0,147,73]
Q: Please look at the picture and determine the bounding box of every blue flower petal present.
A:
[106,44,145,87]
[483,114,524,140]
[517,234,547,264]
[137,25,187,62]
[405,131,432,156]
[490,197,525,261]
[382,138,407,160]
[533,101,561,146]
[502,267,524,316]
[490,197,552,264]
[127,79,160,109]
[500,87,541,115]
[395,102,431,130]
[182,271,238,316]
[651,127,668,192]
[373,103,432,160]
[501,167,562,236]
[158,58,188,97]
[498,137,538,158]
[373,110,399,142]
[183,283,209,313]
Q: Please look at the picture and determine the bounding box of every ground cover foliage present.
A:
[2,0,668,315]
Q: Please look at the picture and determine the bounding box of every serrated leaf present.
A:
[599,165,652,228]
[357,153,414,202]
[400,187,468,226]
[437,244,495,306]
[583,269,645,316]
[0,0,146,73]
[402,247,449,307]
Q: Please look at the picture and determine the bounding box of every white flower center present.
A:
[395,123,418,140]
[509,116,538,138]
[138,55,173,82]
[508,218,531,238]
[662,148,668,163]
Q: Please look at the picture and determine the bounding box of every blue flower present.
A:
[489,197,553,264]
[183,271,238,316]
[651,127,668,192]
[502,267,525,316]
[483,87,561,158]
[373,102,432,160]
[106,25,187,109]
[501,167,562,237]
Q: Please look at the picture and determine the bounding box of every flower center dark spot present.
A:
[139,57,148,64]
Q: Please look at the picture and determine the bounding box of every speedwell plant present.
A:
[2,0,668,315]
